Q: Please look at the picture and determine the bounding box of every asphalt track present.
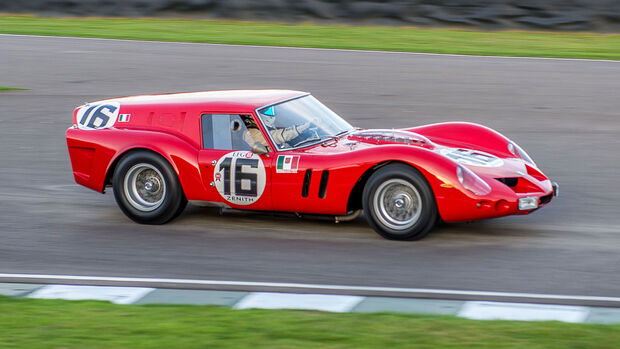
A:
[1,35,620,303]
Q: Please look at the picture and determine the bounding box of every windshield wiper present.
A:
[293,137,323,148]
[333,130,351,138]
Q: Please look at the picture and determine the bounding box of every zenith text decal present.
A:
[76,102,121,130]
[214,151,266,205]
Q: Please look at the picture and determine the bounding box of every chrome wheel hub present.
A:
[373,178,422,231]
[394,197,405,208]
[123,163,166,212]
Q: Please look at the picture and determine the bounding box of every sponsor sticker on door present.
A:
[276,155,300,173]
[214,151,266,205]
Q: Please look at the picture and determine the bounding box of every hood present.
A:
[348,129,435,149]
[348,129,513,171]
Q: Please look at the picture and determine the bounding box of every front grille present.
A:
[539,194,552,205]
[496,177,519,187]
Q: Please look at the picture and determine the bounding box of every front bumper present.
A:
[437,177,558,223]
[518,182,558,211]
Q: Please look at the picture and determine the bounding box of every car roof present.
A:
[93,89,308,112]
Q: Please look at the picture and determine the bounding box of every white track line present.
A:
[1,33,618,63]
[234,292,364,312]
[27,285,154,304]
[458,301,589,323]
[1,273,619,303]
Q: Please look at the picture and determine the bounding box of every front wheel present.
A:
[362,164,437,240]
[113,151,187,224]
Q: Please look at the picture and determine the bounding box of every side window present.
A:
[202,114,265,151]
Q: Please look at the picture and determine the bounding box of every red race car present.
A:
[66,90,558,240]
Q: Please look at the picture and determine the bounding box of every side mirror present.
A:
[251,143,269,155]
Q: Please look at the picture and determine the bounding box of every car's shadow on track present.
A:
[172,203,548,244]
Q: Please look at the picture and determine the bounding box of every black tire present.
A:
[362,164,437,240]
[113,151,187,224]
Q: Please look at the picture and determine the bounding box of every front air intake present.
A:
[496,177,519,187]
[539,194,552,205]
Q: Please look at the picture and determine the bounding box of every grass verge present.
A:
[1,296,619,348]
[1,16,620,60]
[0,86,26,92]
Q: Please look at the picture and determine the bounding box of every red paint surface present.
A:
[66,90,555,222]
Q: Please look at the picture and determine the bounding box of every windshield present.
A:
[257,95,354,149]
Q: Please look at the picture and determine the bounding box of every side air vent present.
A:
[496,177,519,187]
[302,169,312,197]
[319,170,329,199]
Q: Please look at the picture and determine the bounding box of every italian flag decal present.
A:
[276,155,300,173]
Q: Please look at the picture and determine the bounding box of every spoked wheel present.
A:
[363,164,437,240]
[123,163,167,212]
[113,151,187,224]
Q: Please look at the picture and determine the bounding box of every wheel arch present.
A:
[104,147,179,190]
[346,160,437,212]
[110,147,189,225]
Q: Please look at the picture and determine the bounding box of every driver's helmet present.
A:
[260,106,276,128]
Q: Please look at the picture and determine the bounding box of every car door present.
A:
[270,151,333,214]
[197,113,273,210]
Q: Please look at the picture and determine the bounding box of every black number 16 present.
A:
[218,157,258,197]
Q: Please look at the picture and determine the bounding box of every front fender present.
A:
[337,144,463,219]
[406,122,513,158]
[341,144,515,222]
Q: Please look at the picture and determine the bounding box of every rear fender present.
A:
[67,128,204,199]
[104,131,204,200]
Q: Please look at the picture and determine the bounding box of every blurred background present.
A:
[1,0,620,298]
[1,0,620,346]
[2,0,620,31]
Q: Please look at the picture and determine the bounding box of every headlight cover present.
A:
[508,142,536,166]
[457,165,492,196]
[518,196,539,210]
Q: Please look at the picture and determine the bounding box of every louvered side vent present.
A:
[319,170,329,199]
[302,169,312,197]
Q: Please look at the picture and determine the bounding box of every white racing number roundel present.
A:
[214,151,266,206]
[440,148,504,168]
[76,102,121,130]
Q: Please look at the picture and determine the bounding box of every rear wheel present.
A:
[363,164,437,240]
[113,151,187,224]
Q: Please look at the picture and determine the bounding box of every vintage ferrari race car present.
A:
[66,90,558,240]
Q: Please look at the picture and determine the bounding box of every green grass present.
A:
[1,15,620,60]
[1,296,619,348]
[0,86,26,91]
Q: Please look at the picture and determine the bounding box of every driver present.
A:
[244,111,312,149]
